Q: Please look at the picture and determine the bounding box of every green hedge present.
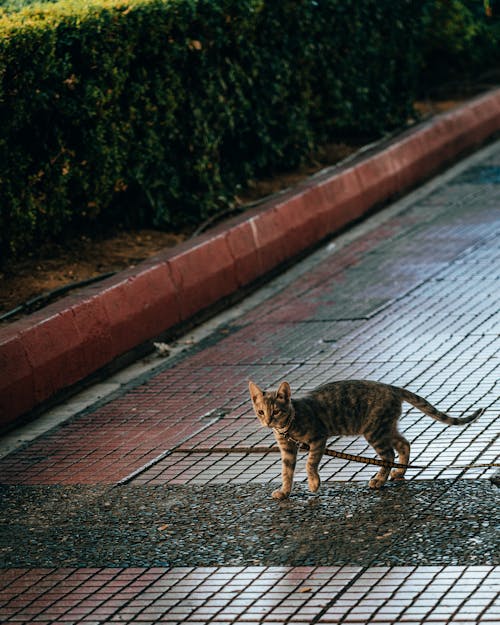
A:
[421,0,500,92]
[0,0,425,261]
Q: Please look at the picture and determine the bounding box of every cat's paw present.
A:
[368,476,387,489]
[272,489,289,500]
[308,475,320,493]
[390,470,406,481]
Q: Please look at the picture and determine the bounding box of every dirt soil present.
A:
[0,99,462,322]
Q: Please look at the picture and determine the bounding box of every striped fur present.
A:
[248,379,484,498]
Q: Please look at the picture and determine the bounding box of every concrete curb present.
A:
[2,89,500,428]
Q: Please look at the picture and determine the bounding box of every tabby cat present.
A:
[248,379,483,499]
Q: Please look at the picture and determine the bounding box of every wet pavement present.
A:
[0,480,498,569]
[1,139,500,623]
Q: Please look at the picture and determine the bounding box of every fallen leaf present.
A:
[376,530,393,539]
[157,524,169,531]
[299,587,312,593]
[153,342,170,357]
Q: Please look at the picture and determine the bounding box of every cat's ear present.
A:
[277,381,291,401]
[248,380,263,403]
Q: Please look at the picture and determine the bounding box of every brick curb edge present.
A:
[2,89,500,428]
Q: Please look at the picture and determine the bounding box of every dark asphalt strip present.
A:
[0,479,498,568]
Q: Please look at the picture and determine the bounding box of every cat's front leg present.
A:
[273,439,298,500]
[306,438,326,493]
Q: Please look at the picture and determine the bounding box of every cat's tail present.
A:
[399,388,485,425]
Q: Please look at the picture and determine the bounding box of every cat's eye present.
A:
[273,409,281,416]
[258,410,264,416]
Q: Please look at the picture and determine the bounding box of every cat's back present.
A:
[309,379,391,401]
[302,379,397,434]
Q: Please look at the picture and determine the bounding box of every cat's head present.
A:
[248,380,292,428]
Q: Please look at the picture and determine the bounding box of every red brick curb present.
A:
[1,89,500,428]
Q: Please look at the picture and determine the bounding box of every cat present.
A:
[248,379,484,499]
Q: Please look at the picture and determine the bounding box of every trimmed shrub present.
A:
[1,0,424,261]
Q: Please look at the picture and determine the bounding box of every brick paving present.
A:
[1,140,499,622]
[1,566,499,623]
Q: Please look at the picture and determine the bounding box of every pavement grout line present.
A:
[310,568,379,625]
[115,412,228,486]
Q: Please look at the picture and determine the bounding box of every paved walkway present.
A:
[1,141,499,623]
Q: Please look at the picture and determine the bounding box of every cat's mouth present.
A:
[270,417,286,427]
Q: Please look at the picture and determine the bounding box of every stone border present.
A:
[1,89,500,428]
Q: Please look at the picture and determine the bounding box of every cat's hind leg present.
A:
[390,432,410,481]
[306,438,327,493]
[364,434,395,489]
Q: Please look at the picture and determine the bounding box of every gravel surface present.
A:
[1,479,498,568]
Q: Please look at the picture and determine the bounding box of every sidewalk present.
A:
[1,137,499,622]
[2,90,500,428]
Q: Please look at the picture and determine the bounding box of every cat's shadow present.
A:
[258,481,426,564]
[275,479,410,507]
